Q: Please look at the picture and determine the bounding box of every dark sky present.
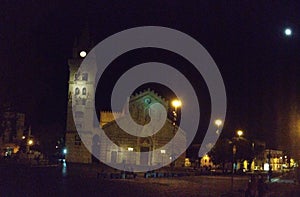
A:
[1,1,300,152]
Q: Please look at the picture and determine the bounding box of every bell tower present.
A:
[65,25,96,163]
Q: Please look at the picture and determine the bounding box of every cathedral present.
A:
[65,30,186,168]
[0,105,25,156]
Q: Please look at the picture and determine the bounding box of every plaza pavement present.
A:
[1,163,300,197]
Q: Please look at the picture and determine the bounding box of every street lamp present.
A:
[231,129,244,192]
[27,139,34,153]
[214,119,223,135]
[128,147,133,164]
[172,99,182,110]
[63,148,67,155]
[215,119,222,127]
[231,143,236,192]
[128,147,133,151]
[28,139,34,146]
[237,130,243,138]
[234,130,244,170]
[171,99,181,168]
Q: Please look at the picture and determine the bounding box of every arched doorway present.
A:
[92,134,101,163]
[138,137,152,166]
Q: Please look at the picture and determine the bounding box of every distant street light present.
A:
[128,147,133,164]
[214,119,222,127]
[215,119,223,135]
[128,147,133,151]
[231,129,244,192]
[237,130,243,137]
[28,139,34,146]
[63,148,67,155]
[172,99,182,110]
[171,99,182,168]
[231,143,236,192]
[27,139,34,153]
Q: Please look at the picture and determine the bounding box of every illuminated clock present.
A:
[144,98,151,104]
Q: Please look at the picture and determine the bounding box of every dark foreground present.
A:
[0,163,299,197]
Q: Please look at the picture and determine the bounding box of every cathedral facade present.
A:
[65,32,186,167]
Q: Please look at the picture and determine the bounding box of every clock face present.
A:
[79,50,87,58]
[144,98,151,105]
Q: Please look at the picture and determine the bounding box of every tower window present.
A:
[74,73,80,81]
[82,73,88,81]
[82,88,86,95]
[75,88,80,95]
[75,123,82,129]
[75,111,84,118]
[75,134,81,145]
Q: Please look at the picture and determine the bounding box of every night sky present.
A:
[1,1,300,154]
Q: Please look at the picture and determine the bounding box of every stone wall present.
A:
[65,132,91,163]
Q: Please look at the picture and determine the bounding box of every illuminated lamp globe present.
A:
[214,119,223,127]
[237,130,244,137]
[79,50,87,58]
[172,99,182,109]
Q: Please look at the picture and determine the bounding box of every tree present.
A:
[208,138,232,172]
[234,138,265,170]
[209,137,266,172]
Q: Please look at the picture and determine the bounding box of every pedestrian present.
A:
[257,175,265,197]
[245,175,257,197]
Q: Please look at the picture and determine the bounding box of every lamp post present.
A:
[237,130,243,138]
[236,130,244,171]
[231,144,236,192]
[214,119,222,135]
[267,149,272,182]
[27,139,34,153]
[128,147,133,164]
[231,130,243,192]
[171,99,181,168]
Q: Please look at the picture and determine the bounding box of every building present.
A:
[252,149,285,171]
[200,154,214,168]
[65,27,95,164]
[100,90,186,167]
[65,30,186,167]
[0,106,25,156]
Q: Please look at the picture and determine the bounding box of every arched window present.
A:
[75,88,80,95]
[75,134,81,145]
[82,87,86,95]
[74,73,79,81]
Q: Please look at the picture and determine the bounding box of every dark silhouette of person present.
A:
[257,175,265,197]
[245,175,257,197]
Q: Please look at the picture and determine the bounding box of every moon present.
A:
[284,28,292,36]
